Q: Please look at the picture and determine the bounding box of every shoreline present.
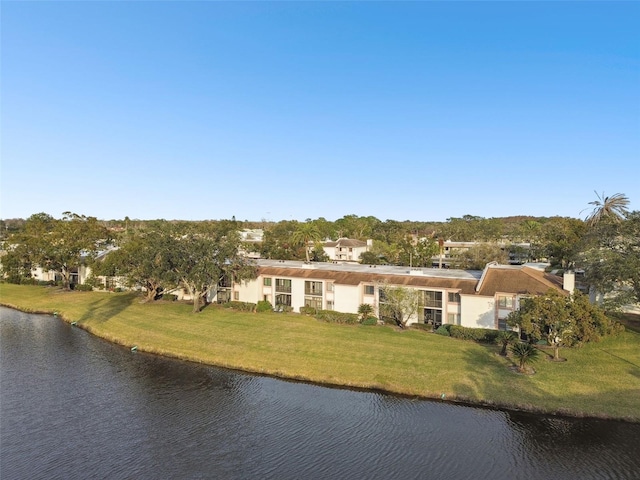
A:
[2,300,638,423]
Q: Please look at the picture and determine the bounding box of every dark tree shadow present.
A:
[76,293,138,325]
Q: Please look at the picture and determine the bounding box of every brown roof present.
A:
[258,266,478,294]
[323,238,368,248]
[476,266,564,296]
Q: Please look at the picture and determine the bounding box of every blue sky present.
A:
[2,1,638,222]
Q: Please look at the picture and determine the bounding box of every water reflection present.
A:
[2,307,639,480]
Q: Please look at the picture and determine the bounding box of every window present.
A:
[498,296,513,309]
[263,278,272,286]
[364,285,375,295]
[425,309,442,327]
[326,300,334,311]
[275,278,292,293]
[448,292,461,303]
[447,313,461,325]
[326,283,334,293]
[305,281,322,296]
[275,294,291,307]
[217,290,231,304]
[233,291,239,301]
[423,290,443,308]
[304,296,323,310]
[498,317,514,331]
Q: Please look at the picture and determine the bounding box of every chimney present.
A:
[563,271,575,293]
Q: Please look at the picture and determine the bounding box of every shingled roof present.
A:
[475,265,564,296]
[323,238,368,248]
[256,260,566,298]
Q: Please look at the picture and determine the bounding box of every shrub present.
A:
[496,330,518,356]
[357,303,374,322]
[361,317,378,326]
[256,300,273,313]
[299,306,317,316]
[449,325,500,343]
[74,284,93,292]
[223,301,256,312]
[314,310,359,324]
[435,325,451,336]
[162,294,178,301]
[511,342,540,373]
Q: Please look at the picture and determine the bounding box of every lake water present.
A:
[1,307,639,479]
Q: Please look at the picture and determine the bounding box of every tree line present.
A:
[1,192,638,312]
[0,215,255,313]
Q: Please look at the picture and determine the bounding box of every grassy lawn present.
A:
[2,284,639,421]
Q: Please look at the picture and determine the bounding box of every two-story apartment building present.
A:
[322,238,372,263]
[230,260,572,330]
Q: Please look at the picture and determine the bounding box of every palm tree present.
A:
[292,222,321,262]
[496,331,518,356]
[358,303,374,323]
[584,191,630,226]
[510,342,539,373]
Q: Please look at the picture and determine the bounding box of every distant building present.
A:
[239,229,264,259]
[322,238,372,263]
[432,240,534,267]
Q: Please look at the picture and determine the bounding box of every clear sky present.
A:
[1,1,638,222]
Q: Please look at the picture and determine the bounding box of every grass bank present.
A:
[2,284,639,421]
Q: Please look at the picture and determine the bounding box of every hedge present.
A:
[222,301,257,312]
[448,325,500,343]
[314,310,359,325]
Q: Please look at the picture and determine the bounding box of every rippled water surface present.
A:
[1,307,639,479]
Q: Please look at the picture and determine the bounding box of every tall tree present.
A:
[397,237,439,267]
[537,217,586,268]
[92,225,176,302]
[170,226,257,313]
[579,210,640,310]
[260,220,304,260]
[292,222,321,262]
[507,289,620,360]
[3,212,109,289]
[507,289,573,361]
[450,243,509,270]
[584,191,630,226]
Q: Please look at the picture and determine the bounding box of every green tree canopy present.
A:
[579,210,640,310]
[169,225,257,313]
[507,289,621,360]
[92,224,176,301]
[291,222,321,262]
[378,284,421,328]
[2,212,110,289]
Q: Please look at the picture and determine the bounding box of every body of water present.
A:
[1,307,639,479]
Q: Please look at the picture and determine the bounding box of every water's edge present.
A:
[2,302,636,423]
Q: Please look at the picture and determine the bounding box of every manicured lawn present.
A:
[2,284,639,421]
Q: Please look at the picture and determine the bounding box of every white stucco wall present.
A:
[236,277,261,304]
[334,284,361,314]
[460,295,496,329]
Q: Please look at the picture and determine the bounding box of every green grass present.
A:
[2,284,639,421]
